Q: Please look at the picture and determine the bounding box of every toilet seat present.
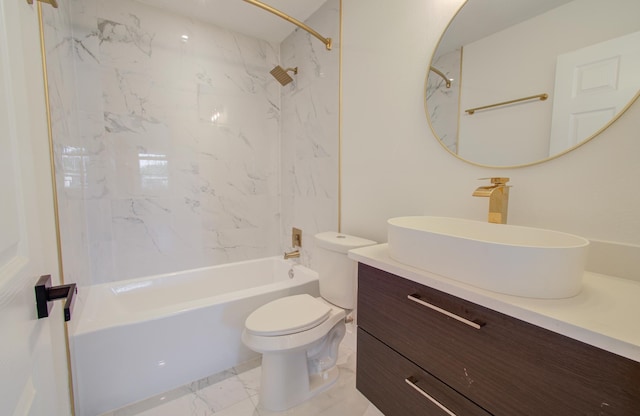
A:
[245,294,331,336]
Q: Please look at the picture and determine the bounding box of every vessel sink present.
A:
[387,216,589,299]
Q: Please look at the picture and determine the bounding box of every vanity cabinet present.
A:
[356,263,640,415]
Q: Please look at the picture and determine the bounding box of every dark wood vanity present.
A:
[356,263,640,415]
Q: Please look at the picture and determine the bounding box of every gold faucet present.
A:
[472,177,511,224]
[284,250,300,259]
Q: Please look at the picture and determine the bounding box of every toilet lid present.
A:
[245,294,332,336]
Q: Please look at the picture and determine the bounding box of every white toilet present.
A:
[242,231,376,411]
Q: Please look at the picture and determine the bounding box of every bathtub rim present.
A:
[70,257,318,336]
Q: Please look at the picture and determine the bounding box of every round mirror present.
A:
[426,0,640,167]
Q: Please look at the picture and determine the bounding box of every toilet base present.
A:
[242,298,348,412]
[256,320,345,411]
[259,350,340,411]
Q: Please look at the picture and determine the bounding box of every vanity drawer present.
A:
[357,328,492,416]
[357,263,640,415]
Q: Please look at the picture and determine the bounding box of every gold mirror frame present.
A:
[425,0,640,169]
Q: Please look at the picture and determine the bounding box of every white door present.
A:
[0,1,72,415]
[549,31,640,155]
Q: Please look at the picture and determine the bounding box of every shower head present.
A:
[270,66,298,86]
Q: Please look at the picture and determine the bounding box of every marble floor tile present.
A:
[101,323,385,416]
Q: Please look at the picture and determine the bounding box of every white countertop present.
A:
[349,244,640,363]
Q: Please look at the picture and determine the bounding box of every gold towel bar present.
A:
[26,0,58,8]
[465,93,548,115]
[243,0,332,51]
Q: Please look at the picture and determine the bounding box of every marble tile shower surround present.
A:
[280,0,340,267]
[41,0,93,292]
[427,49,461,153]
[42,0,340,286]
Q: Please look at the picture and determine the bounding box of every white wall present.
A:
[342,0,640,248]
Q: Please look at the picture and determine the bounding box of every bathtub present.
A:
[69,257,319,416]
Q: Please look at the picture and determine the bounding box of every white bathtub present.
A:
[69,257,319,416]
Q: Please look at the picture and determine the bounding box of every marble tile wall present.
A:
[42,0,93,288]
[426,49,461,153]
[280,0,341,266]
[43,0,340,286]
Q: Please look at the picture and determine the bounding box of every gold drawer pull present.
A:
[405,377,457,416]
[407,294,482,330]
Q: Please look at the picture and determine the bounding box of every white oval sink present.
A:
[387,216,589,299]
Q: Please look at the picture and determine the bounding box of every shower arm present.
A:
[243,0,332,51]
[430,66,452,88]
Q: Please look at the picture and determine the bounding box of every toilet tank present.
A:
[313,232,376,309]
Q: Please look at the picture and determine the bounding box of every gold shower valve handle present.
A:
[292,227,302,248]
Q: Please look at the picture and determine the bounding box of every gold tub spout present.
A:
[473,177,511,224]
[284,249,300,259]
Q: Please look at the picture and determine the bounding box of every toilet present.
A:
[241,231,376,411]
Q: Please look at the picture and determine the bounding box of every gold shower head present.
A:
[270,66,298,86]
